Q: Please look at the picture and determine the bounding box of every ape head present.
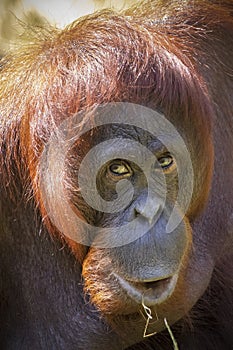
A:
[1,1,232,348]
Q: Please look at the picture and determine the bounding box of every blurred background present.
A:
[0,0,135,55]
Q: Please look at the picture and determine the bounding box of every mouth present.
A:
[114,273,178,306]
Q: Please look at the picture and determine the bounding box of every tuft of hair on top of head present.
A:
[0,1,218,201]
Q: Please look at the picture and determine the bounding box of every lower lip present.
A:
[114,273,178,306]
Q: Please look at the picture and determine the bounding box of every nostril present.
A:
[134,208,141,218]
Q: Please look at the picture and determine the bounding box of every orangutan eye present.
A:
[108,160,132,178]
[158,155,174,170]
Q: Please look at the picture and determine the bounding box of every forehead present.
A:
[66,103,190,159]
[81,123,167,151]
